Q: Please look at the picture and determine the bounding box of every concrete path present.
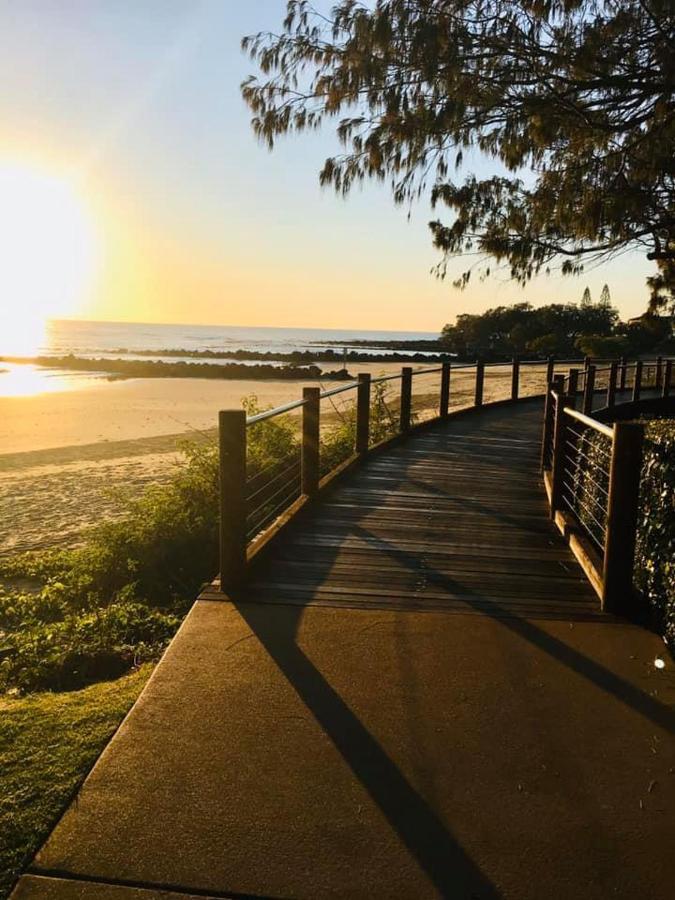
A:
[13,403,675,899]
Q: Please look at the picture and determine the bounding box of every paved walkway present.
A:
[13,403,675,899]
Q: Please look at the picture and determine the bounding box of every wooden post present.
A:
[583,355,591,373]
[663,359,672,398]
[619,356,628,391]
[474,360,485,407]
[400,366,412,432]
[567,367,579,402]
[606,361,617,409]
[440,362,451,417]
[656,356,663,389]
[541,374,564,471]
[511,357,520,401]
[219,410,247,593]
[546,356,555,387]
[632,360,642,402]
[301,387,320,496]
[602,422,644,615]
[549,382,568,517]
[356,373,371,455]
[583,365,596,415]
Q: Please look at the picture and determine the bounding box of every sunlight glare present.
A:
[0,361,104,398]
[0,163,100,355]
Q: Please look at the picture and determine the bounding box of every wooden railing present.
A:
[217,357,553,590]
[541,357,673,615]
[217,354,672,595]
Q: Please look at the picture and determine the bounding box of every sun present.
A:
[0,163,100,355]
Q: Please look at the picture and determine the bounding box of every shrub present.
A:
[635,420,675,648]
[319,380,399,475]
[0,600,178,692]
[574,334,630,358]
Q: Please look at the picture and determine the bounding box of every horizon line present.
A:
[47,318,441,336]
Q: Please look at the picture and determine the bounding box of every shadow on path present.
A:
[236,599,502,900]
[235,402,672,899]
[348,523,675,736]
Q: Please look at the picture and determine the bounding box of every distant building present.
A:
[627,314,675,333]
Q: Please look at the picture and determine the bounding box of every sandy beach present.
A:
[0,362,553,556]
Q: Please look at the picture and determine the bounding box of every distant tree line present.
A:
[440,292,674,360]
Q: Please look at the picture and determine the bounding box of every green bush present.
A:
[319,380,398,475]
[0,600,178,693]
[635,420,675,648]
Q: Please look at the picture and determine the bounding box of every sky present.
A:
[0,0,658,333]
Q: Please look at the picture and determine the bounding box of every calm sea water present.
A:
[42,320,439,360]
[0,320,441,398]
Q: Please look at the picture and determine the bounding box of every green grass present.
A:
[0,665,151,898]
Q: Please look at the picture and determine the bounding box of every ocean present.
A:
[41,320,440,360]
[0,320,442,400]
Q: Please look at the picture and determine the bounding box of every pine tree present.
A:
[581,287,592,308]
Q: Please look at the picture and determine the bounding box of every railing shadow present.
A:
[235,599,502,899]
[344,524,675,736]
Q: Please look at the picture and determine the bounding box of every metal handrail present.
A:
[246,396,310,425]
[246,363,450,426]
[248,355,672,427]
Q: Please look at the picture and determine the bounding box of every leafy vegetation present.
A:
[571,416,675,646]
[0,666,151,898]
[635,420,675,649]
[243,1,674,310]
[440,298,673,360]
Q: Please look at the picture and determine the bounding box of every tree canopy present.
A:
[439,298,672,358]
[242,1,674,311]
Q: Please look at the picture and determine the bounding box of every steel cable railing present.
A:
[245,451,302,542]
[539,367,675,613]
[560,421,612,552]
[410,366,444,424]
[541,388,558,470]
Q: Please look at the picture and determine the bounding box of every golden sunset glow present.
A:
[0,163,100,354]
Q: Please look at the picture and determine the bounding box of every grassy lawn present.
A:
[0,666,152,898]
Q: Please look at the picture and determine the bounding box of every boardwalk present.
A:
[248,403,600,618]
[14,401,675,900]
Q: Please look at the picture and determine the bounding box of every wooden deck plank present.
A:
[246,401,599,618]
